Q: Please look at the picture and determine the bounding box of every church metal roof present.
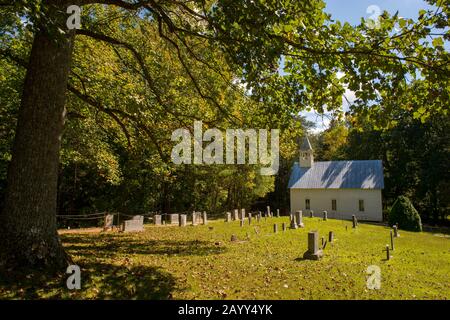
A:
[288,160,384,189]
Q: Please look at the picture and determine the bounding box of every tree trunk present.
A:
[0,1,75,273]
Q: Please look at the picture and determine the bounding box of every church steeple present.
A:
[299,136,314,168]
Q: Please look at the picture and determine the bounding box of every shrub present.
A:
[389,196,422,232]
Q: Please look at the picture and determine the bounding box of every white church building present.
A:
[288,137,384,222]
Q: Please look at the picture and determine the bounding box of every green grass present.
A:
[1,217,449,299]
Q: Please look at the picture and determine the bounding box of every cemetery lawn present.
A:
[1,217,449,299]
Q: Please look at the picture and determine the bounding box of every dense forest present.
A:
[0,0,448,271]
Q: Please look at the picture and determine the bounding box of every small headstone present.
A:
[274,224,278,233]
[393,225,400,237]
[290,214,298,229]
[241,208,246,220]
[225,212,231,222]
[179,214,187,227]
[240,220,244,227]
[328,231,334,242]
[309,210,314,218]
[323,211,328,221]
[231,234,238,242]
[282,222,286,232]
[322,240,328,249]
[103,214,114,231]
[385,245,390,260]
[390,230,394,250]
[154,214,162,226]
[352,215,357,228]
[248,213,252,225]
[169,214,179,225]
[267,206,271,218]
[202,211,208,225]
[296,210,304,228]
[277,209,280,218]
[303,231,323,260]
[121,215,144,232]
[234,209,239,221]
[191,211,197,226]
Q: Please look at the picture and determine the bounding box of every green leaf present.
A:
[432,37,444,48]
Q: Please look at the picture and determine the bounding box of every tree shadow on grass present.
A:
[0,261,180,300]
[62,234,226,257]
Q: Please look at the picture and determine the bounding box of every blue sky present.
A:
[324,0,434,25]
[303,0,436,132]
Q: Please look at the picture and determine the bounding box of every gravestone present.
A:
[121,215,144,232]
[202,211,208,225]
[103,214,114,231]
[154,214,162,225]
[191,211,197,226]
[296,210,304,228]
[352,215,357,228]
[248,212,252,225]
[282,222,286,232]
[179,214,187,227]
[328,231,334,242]
[257,213,261,223]
[277,209,280,218]
[309,210,314,218]
[241,208,246,220]
[240,220,244,227]
[225,212,231,222]
[393,225,400,237]
[392,225,400,238]
[274,224,278,233]
[323,211,328,221]
[267,206,271,218]
[390,230,394,250]
[303,231,323,260]
[169,214,179,225]
[385,245,390,260]
[231,234,238,242]
[290,215,298,229]
[234,209,239,221]
[321,236,325,247]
